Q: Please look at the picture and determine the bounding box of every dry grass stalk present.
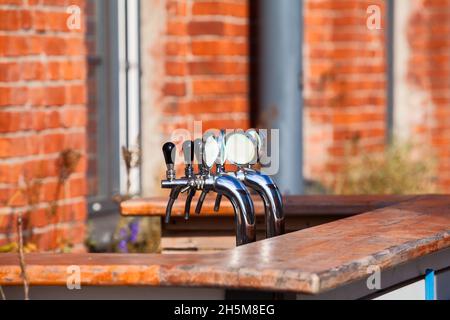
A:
[17,212,29,300]
[7,185,30,300]
[59,149,82,182]
[0,150,80,297]
[49,149,81,217]
[47,150,81,252]
[1,171,45,299]
[121,145,140,195]
[0,285,5,300]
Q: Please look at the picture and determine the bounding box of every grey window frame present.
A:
[88,0,141,215]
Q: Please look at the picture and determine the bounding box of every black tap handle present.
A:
[195,189,209,214]
[162,142,176,165]
[165,186,182,223]
[214,194,222,212]
[165,198,176,224]
[182,140,194,165]
[184,188,196,220]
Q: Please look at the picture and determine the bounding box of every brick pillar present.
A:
[303,0,387,187]
[140,0,250,196]
[394,0,450,192]
[162,0,249,133]
[0,0,88,251]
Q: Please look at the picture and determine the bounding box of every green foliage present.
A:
[334,141,438,195]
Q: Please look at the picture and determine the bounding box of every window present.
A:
[86,0,141,215]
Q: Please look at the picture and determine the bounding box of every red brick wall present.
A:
[303,0,387,187]
[1,0,448,252]
[0,0,87,251]
[406,0,450,191]
[160,0,250,135]
[148,0,449,192]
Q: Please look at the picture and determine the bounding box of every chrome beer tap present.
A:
[182,140,196,220]
[161,138,256,246]
[241,129,285,238]
[194,137,212,215]
[162,142,183,224]
[162,140,199,223]
[213,130,227,212]
[214,130,285,238]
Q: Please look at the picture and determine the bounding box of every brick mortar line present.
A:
[306,79,387,86]
[168,15,248,25]
[306,104,386,116]
[305,26,387,33]
[0,104,86,111]
[190,0,247,3]
[0,129,87,138]
[306,90,388,97]
[319,74,387,81]
[187,15,248,24]
[306,63,386,69]
[304,58,386,65]
[0,79,86,87]
[160,112,248,122]
[332,121,386,129]
[0,151,83,165]
[0,171,85,186]
[308,42,387,48]
[305,11,387,18]
[328,136,386,150]
[304,104,387,111]
[169,54,249,59]
[333,120,386,132]
[166,35,248,42]
[162,94,248,103]
[0,5,22,9]
[0,30,85,38]
[168,34,249,40]
[0,4,80,11]
[161,96,248,102]
[0,127,85,138]
[0,221,86,240]
[305,25,385,32]
[0,105,86,112]
[306,105,388,112]
[162,95,249,104]
[199,0,248,2]
[0,8,79,14]
[164,74,247,81]
[0,197,86,217]
[196,112,248,120]
[0,176,86,188]
[407,34,450,40]
[423,91,450,97]
[0,56,86,62]
[164,56,248,63]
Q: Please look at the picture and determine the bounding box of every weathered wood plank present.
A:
[2,195,449,294]
[121,195,417,217]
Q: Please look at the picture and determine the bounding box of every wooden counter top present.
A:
[121,195,416,217]
[1,195,449,294]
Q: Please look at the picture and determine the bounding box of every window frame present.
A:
[87,0,141,216]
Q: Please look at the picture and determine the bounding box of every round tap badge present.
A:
[225,131,257,167]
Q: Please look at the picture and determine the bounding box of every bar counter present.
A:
[1,195,449,299]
